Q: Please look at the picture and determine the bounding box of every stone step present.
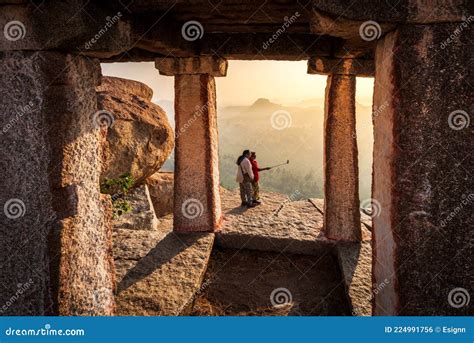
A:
[216,189,371,256]
[113,226,214,316]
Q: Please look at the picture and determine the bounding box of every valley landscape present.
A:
[161,97,374,200]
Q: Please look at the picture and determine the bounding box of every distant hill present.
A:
[157,98,373,200]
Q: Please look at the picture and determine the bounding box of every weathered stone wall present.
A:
[0,51,114,315]
[372,24,473,315]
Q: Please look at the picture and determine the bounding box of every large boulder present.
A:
[146,172,174,217]
[97,76,174,184]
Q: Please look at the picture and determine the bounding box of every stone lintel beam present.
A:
[312,0,470,24]
[308,57,374,77]
[322,65,361,242]
[102,34,357,62]
[196,32,339,60]
[0,2,133,57]
[310,8,396,40]
[155,57,228,76]
[121,1,312,31]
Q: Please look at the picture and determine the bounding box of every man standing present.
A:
[236,150,256,208]
[249,151,270,205]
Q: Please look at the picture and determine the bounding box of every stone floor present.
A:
[191,248,351,316]
[217,188,372,256]
[218,188,373,316]
[112,187,373,316]
[113,223,214,315]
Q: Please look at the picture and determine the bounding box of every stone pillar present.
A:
[310,59,362,241]
[372,25,472,315]
[155,57,227,232]
[0,52,115,315]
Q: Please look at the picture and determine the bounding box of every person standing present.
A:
[236,150,256,208]
[249,151,270,205]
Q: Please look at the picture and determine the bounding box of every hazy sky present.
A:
[101,61,374,107]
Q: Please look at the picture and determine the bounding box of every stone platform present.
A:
[217,188,373,315]
[216,189,371,256]
[113,220,214,316]
[113,187,372,316]
[192,248,352,316]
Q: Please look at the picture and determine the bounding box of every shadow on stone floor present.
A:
[225,205,249,215]
[191,248,352,316]
[116,232,200,294]
[336,241,372,316]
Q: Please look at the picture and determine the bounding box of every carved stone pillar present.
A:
[0,51,114,315]
[155,56,227,232]
[309,58,364,241]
